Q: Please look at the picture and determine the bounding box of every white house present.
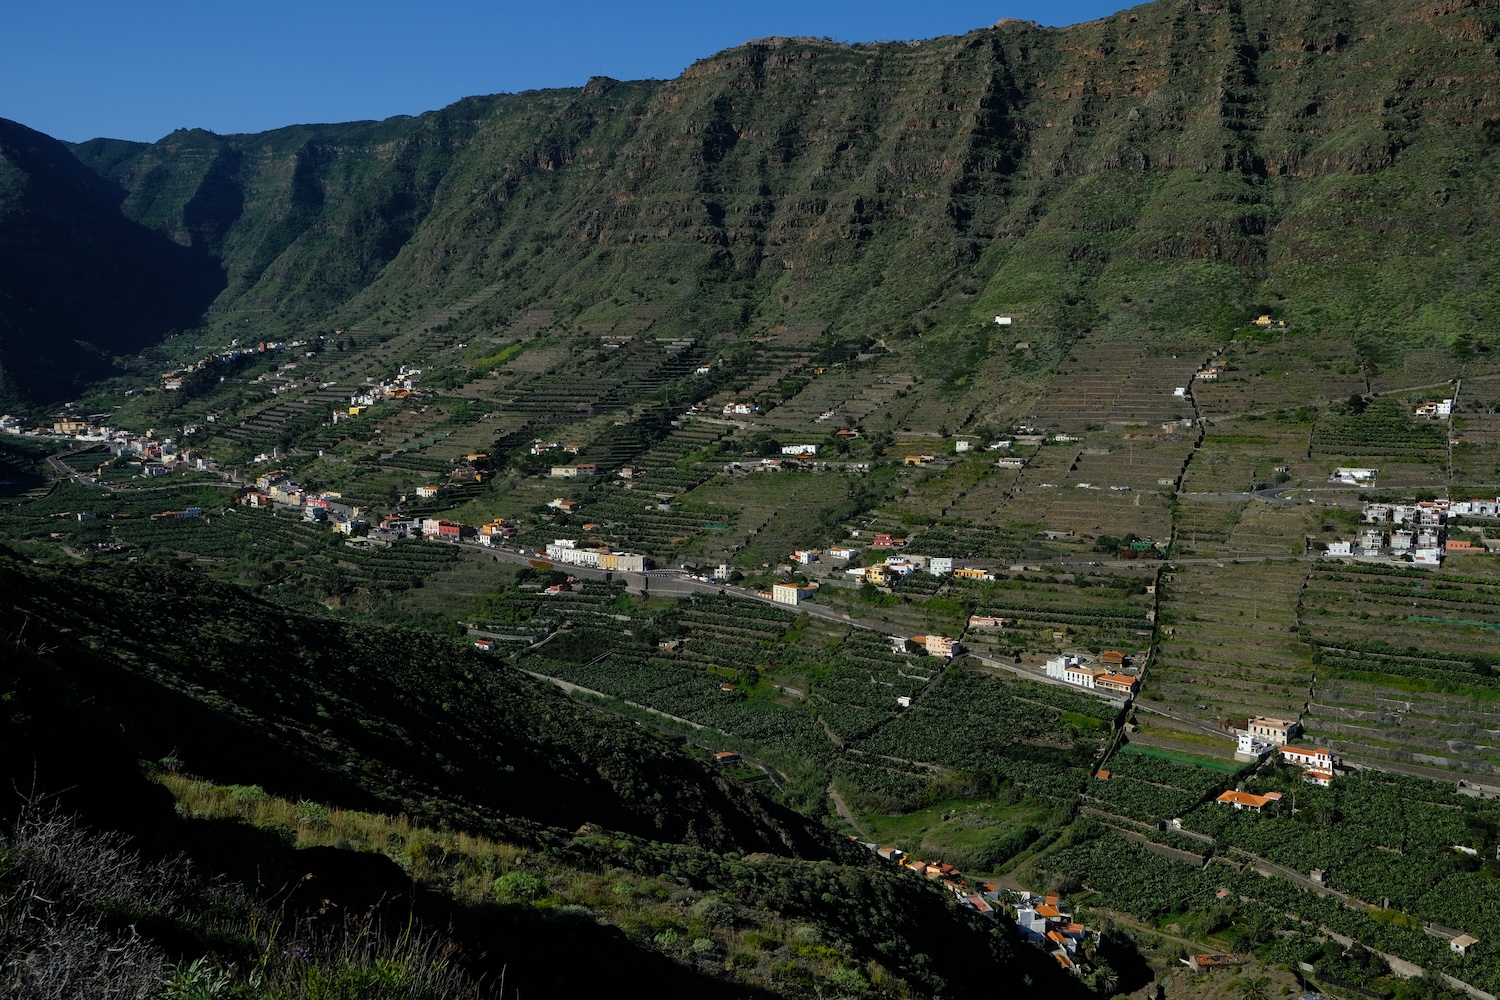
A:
[995,315,1014,326]
[1281,746,1332,769]
[1064,663,1105,689]
[1452,498,1500,518]
[1324,541,1352,557]
[928,557,954,576]
[782,444,818,456]
[1246,716,1300,746]
[1238,732,1275,758]
[1044,655,1080,681]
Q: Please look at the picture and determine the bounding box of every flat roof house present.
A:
[1247,716,1301,746]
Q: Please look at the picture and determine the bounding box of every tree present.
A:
[1089,962,1119,996]
[1230,975,1272,1000]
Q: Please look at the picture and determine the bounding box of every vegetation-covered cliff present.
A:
[0,0,1495,403]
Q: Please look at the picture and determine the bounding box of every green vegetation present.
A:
[7,1,1500,994]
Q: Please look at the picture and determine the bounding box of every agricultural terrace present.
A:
[1146,560,1314,723]
[518,627,836,771]
[1170,497,1251,558]
[1026,337,1203,433]
[1451,374,1500,484]
[1368,347,1500,393]
[1182,416,1311,494]
[1310,397,1449,490]
[1301,561,1500,773]
[806,627,943,744]
[845,784,1070,875]
[850,667,1114,800]
[754,361,917,432]
[956,569,1155,657]
[1084,746,1241,826]
[1040,827,1500,996]
[681,468,873,567]
[1216,503,1320,559]
[1161,766,1500,994]
[1190,331,1367,418]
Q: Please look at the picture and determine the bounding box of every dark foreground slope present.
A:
[0,553,1084,998]
[0,555,842,859]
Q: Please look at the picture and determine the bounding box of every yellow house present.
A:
[865,564,889,586]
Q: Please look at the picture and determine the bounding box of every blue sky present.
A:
[5,1,1134,143]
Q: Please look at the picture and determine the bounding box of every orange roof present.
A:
[1098,673,1137,686]
[1036,904,1062,918]
[1054,953,1074,970]
[1044,894,1060,906]
[1047,929,1068,945]
[1061,923,1086,934]
[1095,770,1111,780]
[1217,790,1279,808]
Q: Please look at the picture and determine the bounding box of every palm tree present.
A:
[1091,962,1120,996]
[1231,975,1272,1000]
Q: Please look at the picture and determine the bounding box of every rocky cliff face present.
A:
[2,0,1496,401]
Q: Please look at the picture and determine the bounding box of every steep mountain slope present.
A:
[0,119,224,403]
[41,0,1496,388]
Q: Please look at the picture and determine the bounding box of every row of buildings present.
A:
[887,633,964,659]
[849,840,1002,924]
[1042,653,1139,696]
[544,539,651,572]
[855,818,1099,974]
[1234,718,1338,786]
[1325,499,1460,564]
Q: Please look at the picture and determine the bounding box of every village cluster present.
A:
[841,835,1099,974]
[1225,715,1337,791]
[1323,498,1500,564]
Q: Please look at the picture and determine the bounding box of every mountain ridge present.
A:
[0,0,1491,405]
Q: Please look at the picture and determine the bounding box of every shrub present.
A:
[691,895,735,926]
[228,783,268,803]
[491,871,545,900]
